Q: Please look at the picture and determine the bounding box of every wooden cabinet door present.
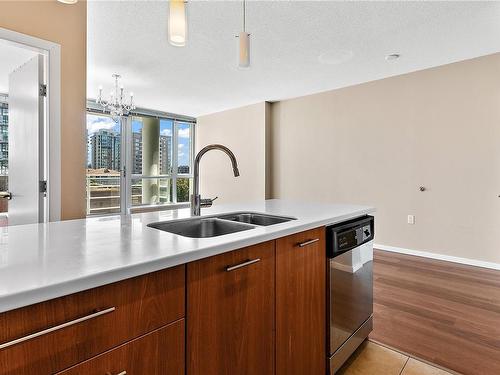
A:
[187,241,275,375]
[276,227,326,375]
[56,319,185,375]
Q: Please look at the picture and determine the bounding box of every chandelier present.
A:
[96,74,136,122]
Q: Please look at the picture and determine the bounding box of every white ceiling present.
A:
[88,1,500,117]
[0,40,38,94]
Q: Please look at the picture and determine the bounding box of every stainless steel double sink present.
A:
[147,212,296,238]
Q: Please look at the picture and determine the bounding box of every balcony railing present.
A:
[86,174,189,215]
[86,174,121,215]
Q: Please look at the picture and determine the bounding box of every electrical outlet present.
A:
[407,215,415,225]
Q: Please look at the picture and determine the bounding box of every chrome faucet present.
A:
[190,144,240,216]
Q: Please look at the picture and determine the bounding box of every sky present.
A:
[87,114,192,167]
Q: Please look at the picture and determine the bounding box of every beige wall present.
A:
[196,102,267,204]
[271,53,500,264]
[0,1,87,220]
[197,53,500,264]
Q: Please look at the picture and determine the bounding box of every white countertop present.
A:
[0,200,374,313]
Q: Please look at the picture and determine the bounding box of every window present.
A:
[0,101,8,219]
[86,114,122,215]
[176,122,193,203]
[0,101,8,175]
[130,117,193,208]
[86,111,195,216]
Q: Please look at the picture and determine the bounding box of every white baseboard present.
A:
[374,244,500,271]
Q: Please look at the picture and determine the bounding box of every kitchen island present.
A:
[0,199,374,375]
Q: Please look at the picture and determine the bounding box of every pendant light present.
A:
[169,0,187,47]
[238,0,250,68]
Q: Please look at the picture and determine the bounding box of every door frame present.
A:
[0,27,62,222]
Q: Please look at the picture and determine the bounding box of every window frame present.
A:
[86,105,196,216]
[125,117,195,212]
[85,113,123,216]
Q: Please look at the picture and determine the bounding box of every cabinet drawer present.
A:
[56,319,185,375]
[0,265,185,375]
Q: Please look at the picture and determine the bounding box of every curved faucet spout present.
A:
[191,144,240,216]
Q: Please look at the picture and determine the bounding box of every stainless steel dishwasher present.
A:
[326,215,374,374]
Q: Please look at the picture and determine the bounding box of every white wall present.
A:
[196,102,268,204]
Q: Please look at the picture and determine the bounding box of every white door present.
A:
[7,55,45,225]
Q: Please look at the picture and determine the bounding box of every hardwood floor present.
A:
[370,250,500,375]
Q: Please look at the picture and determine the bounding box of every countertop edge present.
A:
[0,206,375,313]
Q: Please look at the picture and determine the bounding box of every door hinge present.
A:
[39,180,47,193]
[39,84,47,97]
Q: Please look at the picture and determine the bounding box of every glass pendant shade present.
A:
[169,0,187,47]
[238,32,250,68]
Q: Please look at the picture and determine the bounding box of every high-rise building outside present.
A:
[0,100,8,176]
[88,129,121,170]
[87,128,171,175]
[178,165,190,174]
[132,132,142,174]
[131,131,171,175]
[0,98,9,213]
[159,134,172,174]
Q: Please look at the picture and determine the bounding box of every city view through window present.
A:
[86,113,194,215]
[0,100,8,219]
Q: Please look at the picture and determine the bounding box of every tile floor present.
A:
[337,341,456,375]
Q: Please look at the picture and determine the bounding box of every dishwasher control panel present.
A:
[326,215,374,257]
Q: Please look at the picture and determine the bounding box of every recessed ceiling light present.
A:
[57,0,78,4]
[318,49,354,65]
[385,53,401,62]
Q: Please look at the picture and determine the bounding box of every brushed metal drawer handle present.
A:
[0,307,116,350]
[297,238,320,247]
[226,258,261,272]
[117,372,127,375]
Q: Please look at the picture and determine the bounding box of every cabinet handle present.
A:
[0,307,116,350]
[297,238,320,247]
[117,372,127,375]
[226,258,261,272]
